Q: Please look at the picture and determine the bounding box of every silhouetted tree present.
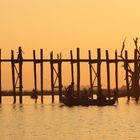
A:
[119,38,140,101]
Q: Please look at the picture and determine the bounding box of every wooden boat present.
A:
[61,95,116,106]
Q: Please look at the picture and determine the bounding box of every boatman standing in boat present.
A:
[66,82,74,98]
[31,88,38,103]
[81,88,88,99]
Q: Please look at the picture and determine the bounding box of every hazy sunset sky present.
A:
[0,0,140,90]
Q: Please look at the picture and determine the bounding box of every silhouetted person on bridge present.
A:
[17,46,24,60]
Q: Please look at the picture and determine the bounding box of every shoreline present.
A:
[0,89,127,98]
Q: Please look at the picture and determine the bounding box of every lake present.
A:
[0,97,140,140]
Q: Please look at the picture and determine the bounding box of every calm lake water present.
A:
[0,96,140,140]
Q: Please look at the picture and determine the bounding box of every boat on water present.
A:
[62,83,117,106]
[61,95,116,106]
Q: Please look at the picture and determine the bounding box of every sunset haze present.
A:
[0,0,140,90]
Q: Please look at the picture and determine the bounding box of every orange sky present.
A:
[0,0,140,90]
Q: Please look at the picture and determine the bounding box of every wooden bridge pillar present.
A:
[11,50,16,104]
[97,48,101,98]
[58,53,62,102]
[33,50,37,102]
[89,50,93,90]
[77,48,80,98]
[40,49,44,103]
[115,50,118,92]
[11,48,23,104]
[50,52,54,102]
[0,49,1,104]
[18,47,23,104]
[106,50,110,99]
[70,50,74,84]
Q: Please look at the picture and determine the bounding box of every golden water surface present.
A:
[0,97,140,140]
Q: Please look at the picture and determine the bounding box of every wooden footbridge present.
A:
[0,44,139,104]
